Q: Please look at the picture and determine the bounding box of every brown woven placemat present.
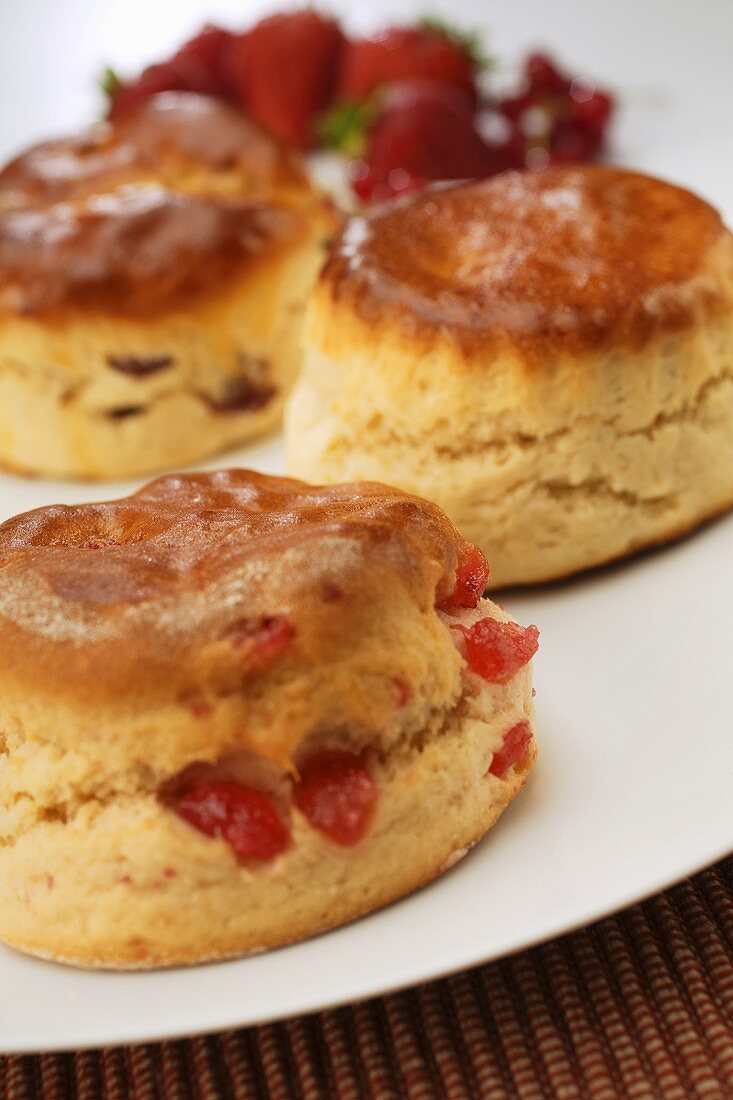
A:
[2,856,732,1099]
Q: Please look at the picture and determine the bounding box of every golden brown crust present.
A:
[0,92,307,204]
[0,190,306,317]
[0,93,326,318]
[0,469,471,767]
[321,166,728,358]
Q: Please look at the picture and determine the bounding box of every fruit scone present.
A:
[0,92,336,479]
[0,469,538,969]
[286,165,733,586]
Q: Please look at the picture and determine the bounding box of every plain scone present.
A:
[0,469,538,969]
[286,166,733,586]
[0,93,336,479]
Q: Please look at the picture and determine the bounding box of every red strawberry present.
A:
[224,10,345,148]
[496,52,615,172]
[108,24,233,121]
[524,52,569,94]
[108,64,186,122]
[347,80,514,203]
[338,24,479,103]
[173,24,235,99]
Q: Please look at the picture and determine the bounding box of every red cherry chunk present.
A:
[438,545,490,610]
[488,721,533,778]
[453,617,539,683]
[172,781,289,861]
[295,751,377,846]
[226,614,294,669]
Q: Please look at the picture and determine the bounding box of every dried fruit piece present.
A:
[200,377,276,413]
[171,781,289,861]
[393,677,412,707]
[295,751,377,846]
[106,355,173,377]
[488,720,532,777]
[438,544,490,610]
[225,614,294,670]
[453,617,539,683]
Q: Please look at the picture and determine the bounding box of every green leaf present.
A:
[419,15,494,71]
[316,97,380,157]
[99,66,121,101]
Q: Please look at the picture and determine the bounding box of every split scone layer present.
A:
[0,470,537,969]
[0,93,336,479]
[286,166,733,586]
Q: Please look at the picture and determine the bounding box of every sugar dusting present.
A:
[326,166,725,345]
[0,470,461,649]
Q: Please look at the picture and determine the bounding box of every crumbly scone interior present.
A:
[0,233,326,478]
[0,596,535,969]
[0,600,531,858]
[287,297,733,584]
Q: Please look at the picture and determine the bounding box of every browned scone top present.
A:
[0,470,467,769]
[0,93,333,318]
[321,166,733,358]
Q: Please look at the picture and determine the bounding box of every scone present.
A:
[0,92,336,480]
[286,166,733,586]
[0,469,538,969]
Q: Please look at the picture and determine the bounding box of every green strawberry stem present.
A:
[316,96,381,156]
[419,14,494,71]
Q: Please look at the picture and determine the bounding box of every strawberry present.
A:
[223,10,345,148]
[496,52,615,171]
[173,24,235,99]
[341,80,515,203]
[107,24,234,121]
[337,22,480,103]
[524,52,569,94]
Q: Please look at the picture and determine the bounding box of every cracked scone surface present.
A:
[285,166,733,586]
[0,93,336,480]
[0,469,537,968]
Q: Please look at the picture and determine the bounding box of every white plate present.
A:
[2,438,733,1054]
[1,0,733,1057]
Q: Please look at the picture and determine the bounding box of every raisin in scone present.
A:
[0,469,538,969]
[285,166,733,585]
[0,92,336,479]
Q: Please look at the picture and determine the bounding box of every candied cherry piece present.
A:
[453,617,539,683]
[172,781,289,861]
[488,721,533,778]
[226,614,294,669]
[295,751,377,846]
[438,545,490,611]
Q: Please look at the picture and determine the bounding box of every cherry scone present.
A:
[0,92,336,479]
[0,469,538,968]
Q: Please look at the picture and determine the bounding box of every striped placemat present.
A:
[2,856,732,1098]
